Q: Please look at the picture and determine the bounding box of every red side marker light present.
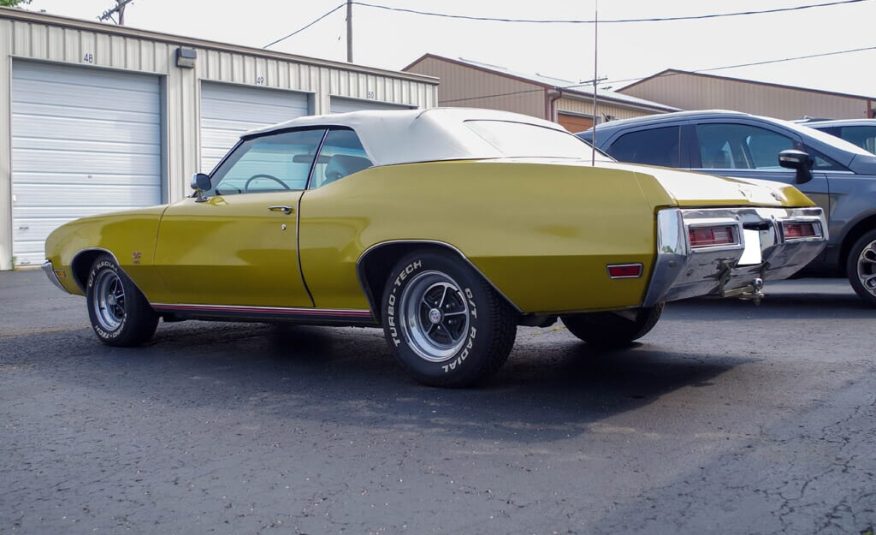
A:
[607,263,643,279]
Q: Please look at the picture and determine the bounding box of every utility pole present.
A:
[591,0,598,166]
[346,0,353,62]
[99,0,134,25]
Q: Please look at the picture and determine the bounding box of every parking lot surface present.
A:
[1,271,874,534]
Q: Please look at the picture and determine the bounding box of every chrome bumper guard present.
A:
[42,260,68,292]
[643,207,827,306]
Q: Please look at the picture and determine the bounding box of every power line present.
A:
[604,45,876,87]
[354,0,868,24]
[439,44,876,104]
[262,0,870,49]
[263,2,346,48]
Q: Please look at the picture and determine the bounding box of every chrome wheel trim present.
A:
[399,270,470,363]
[858,240,876,296]
[92,269,126,331]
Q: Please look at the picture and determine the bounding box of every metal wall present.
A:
[0,9,437,270]
[555,97,660,122]
[405,56,546,119]
[620,71,869,121]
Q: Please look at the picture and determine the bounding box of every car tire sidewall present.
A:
[382,252,495,385]
[86,257,130,342]
[847,229,876,306]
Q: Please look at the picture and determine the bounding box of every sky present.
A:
[21,0,876,97]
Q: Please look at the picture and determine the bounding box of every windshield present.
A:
[465,120,613,161]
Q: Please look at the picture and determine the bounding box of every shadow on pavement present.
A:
[673,290,873,320]
[1,320,752,443]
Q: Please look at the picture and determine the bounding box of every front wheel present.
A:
[86,255,158,346]
[561,304,664,348]
[381,251,517,387]
[847,229,876,307]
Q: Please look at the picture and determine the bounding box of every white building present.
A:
[0,8,438,269]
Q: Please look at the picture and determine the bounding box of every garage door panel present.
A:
[10,242,47,266]
[13,115,159,145]
[200,118,272,136]
[12,149,160,176]
[13,80,158,115]
[12,136,160,156]
[202,99,307,124]
[13,100,160,125]
[14,205,144,219]
[200,82,310,171]
[14,218,82,252]
[11,61,161,266]
[14,61,159,92]
[13,184,161,208]
[13,171,159,189]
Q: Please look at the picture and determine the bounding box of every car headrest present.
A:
[324,154,373,184]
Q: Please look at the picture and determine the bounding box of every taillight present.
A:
[688,225,739,248]
[782,222,818,240]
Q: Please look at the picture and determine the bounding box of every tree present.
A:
[0,0,32,6]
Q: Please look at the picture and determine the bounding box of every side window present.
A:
[841,126,876,154]
[806,147,849,172]
[696,123,796,170]
[608,127,681,168]
[210,129,326,195]
[310,129,373,189]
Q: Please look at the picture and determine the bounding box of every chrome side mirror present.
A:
[191,173,211,202]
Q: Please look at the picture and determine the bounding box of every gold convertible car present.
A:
[44,108,827,386]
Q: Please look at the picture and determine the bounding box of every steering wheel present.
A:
[244,174,290,192]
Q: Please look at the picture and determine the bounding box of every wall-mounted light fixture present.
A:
[176,47,197,69]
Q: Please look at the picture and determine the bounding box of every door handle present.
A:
[268,205,294,215]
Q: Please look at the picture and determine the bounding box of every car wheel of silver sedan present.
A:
[86,254,159,346]
[561,303,664,348]
[847,229,876,307]
[381,251,517,387]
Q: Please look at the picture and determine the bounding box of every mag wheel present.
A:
[86,254,158,346]
[561,304,664,348]
[847,229,876,307]
[381,251,517,387]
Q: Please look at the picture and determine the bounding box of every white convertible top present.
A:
[244,107,571,166]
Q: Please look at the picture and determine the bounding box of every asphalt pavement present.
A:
[1,270,874,534]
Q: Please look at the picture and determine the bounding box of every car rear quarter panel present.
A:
[299,160,667,314]
[44,207,166,296]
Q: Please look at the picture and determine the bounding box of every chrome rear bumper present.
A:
[643,207,827,306]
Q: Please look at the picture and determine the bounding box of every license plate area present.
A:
[738,229,762,266]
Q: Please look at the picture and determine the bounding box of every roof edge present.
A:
[404,53,676,112]
[0,6,438,85]
[618,68,875,101]
[402,53,549,90]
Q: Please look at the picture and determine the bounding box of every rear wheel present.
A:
[561,304,664,347]
[86,255,158,346]
[847,229,876,307]
[381,251,517,387]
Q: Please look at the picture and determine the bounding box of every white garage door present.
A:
[11,61,161,267]
[330,96,413,114]
[200,83,310,172]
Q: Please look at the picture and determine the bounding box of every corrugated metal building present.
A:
[618,69,876,121]
[0,8,438,269]
[403,54,677,133]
